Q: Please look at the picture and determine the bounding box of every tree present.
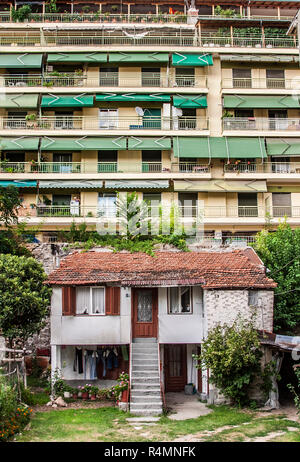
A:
[0,254,52,345]
[253,223,300,334]
[0,186,21,227]
[194,317,263,406]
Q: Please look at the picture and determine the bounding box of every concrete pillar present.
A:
[206,56,222,136]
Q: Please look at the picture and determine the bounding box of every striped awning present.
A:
[96,93,171,102]
[0,53,43,68]
[41,94,94,108]
[172,53,213,66]
[40,137,127,150]
[0,137,40,150]
[0,180,37,188]
[108,52,169,63]
[105,180,169,189]
[266,138,300,157]
[0,94,39,108]
[224,95,300,109]
[47,52,107,63]
[127,136,171,150]
[39,180,103,189]
[173,180,267,192]
[173,94,207,108]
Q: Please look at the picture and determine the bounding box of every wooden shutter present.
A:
[105,286,120,315]
[62,286,76,316]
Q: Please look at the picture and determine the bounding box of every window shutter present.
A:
[105,286,120,315]
[62,287,76,316]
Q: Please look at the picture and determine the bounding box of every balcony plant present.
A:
[89,386,99,400]
[26,113,38,128]
[11,5,32,22]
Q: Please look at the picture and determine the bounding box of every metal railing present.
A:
[224,162,300,174]
[0,74,86,88]
[0,116,209,131]
[200,35,296,48]
[223,118,300,132]
[222,78,295,90]
[28,204,300,219]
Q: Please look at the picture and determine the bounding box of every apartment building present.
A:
[0,0,300,244]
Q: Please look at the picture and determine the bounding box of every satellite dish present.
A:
[135,107,144,116]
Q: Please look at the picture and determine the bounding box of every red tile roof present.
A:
[46,249,276,289]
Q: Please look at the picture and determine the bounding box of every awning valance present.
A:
[172,53,213,66]
[47,52,107,63]
[96,93,171,102]
[127,136,171,150]
[220,54,299,63]
[174,180,267,192]
[40,137,127,151]
[223,95,300,109]
[0,137,40,150]
[108,52,169,63]
[173,94,207,108]
[41,94,94,108]
[39,180,103,189]
[173,137,266,159]
[266,138,300,157]
[0,180,37,188]
[0,94,39,108]
[105,180,169,189]
[0,53,43,68]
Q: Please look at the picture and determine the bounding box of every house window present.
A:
[266,69,285,89]
[168,287,192,314]
[248,290,259,307]
[232,68,252,88]
[76,287,105,315]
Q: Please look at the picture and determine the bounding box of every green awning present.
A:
[220,54,299,63]
[47,52,107,63]
[0,180,37,188]
[174,180,267,192]
[0,53,43,68]
[173,137,266,159]
[96,93,171,102]
[173,94,207,108]
[39,180,103,189]
[0,137,40,150]
[105,180,169,189]
[41,94,94,108]
[0,94,39,108]
[127,136,171,150]
[172,53,213,66]
[108,52,169,63]
[266,138,300,157]
[40,137,127,151]
[223,95,300,109]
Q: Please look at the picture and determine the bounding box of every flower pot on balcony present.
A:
[121,389,129,403]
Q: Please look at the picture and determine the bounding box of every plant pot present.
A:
[78,392,82,398]
[82,392,89,399]
[121,389,129,403]
[90,394,97,401]
[64,391,71,398]
[72,393,78,400]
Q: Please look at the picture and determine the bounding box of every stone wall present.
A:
[204,289,274,333]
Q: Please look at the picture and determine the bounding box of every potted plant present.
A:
[63,385,73,399]
[89,386,99,400]
[26,113,38,128]
[80,384,92,399]
[72,388,78,399]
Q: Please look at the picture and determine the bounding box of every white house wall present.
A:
[158,287,204,343]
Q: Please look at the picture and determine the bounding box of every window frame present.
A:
[75,286,106,316]
[167,286,193,315]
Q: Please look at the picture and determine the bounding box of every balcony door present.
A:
[175,67,195,87]
[272,193,291,217]
[266,69,285,89]
[54,112,74,130]
[132,288,158,338]
[178,193,197,218]
[271,156,290,173]
[141,67,161,87]
[268,110,288,131]
[53,153,72,173]
[98,150,118,173]
[99,109,118,129]
[142,108,161,129]
[98,193,117,217]
[238,193,258,217]
[232,68,252,88]
[142,150,162,172]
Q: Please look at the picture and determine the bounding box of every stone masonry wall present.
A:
[204,289,274,333]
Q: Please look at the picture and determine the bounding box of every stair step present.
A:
[133,338,157,343]
[132,365,159,371]
[131,388,161,394]
[132,373,159,378]
[130,409,162,416]
[132,360,158,365]
[131,396,162,403]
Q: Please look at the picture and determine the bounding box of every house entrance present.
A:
[132,288,158,338]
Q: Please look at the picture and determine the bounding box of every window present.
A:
[266,69,285,89]
[268,110,288,131]
[76,287,105,315]
[98,193,117,217]
[178,193,197,217]
[99,109,118,129]
[141,67,160,86]
[238,193,258,217]
[272,193,291,217]
[6,111,27,129]
[142,150,162,172]
[248,290,258,307]
[99,66,119,86]
[168,287,192,314]
[98,150,118,173]
[232,68,252,88]
[175,68,195,87]
[54,111,74,130]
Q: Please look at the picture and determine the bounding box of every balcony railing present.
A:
[222,78,295,90]
[224,162,300,174]
[0,74,86,88]
[223,118,300,132]
[0,34,296,49]
[0,116,209,131]
[26,204,300,219]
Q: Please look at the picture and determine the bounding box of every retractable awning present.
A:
[0,53,43,68]
[0,137,40,150]
[0,180,37,188]
[220,54,299,63]
[105,180,169,189]
[40,137,127,150]
[96,93,171,102]
[0,94,39,108]
[39,180,103,189]
[108,52,169,63]
[173,137,266,159]
[41,94,94,108]
[223,95,300,109]
[127,136,171,150]
[173,180,267,192]
[172,53,213,66]
[173,94,207,108]
[266,138,300,157]
[47,52,107,63]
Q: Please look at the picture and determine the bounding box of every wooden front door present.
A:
[132,288,158,338]
[164,344,187,392]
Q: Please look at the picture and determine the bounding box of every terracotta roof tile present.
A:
[46,249,276,290]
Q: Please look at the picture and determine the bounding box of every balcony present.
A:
[224,162,300,178]
[222,78,294,90]
[223,118,300,133]
[0,116,209,132]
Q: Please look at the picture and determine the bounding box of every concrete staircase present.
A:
[130,338,163,416]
